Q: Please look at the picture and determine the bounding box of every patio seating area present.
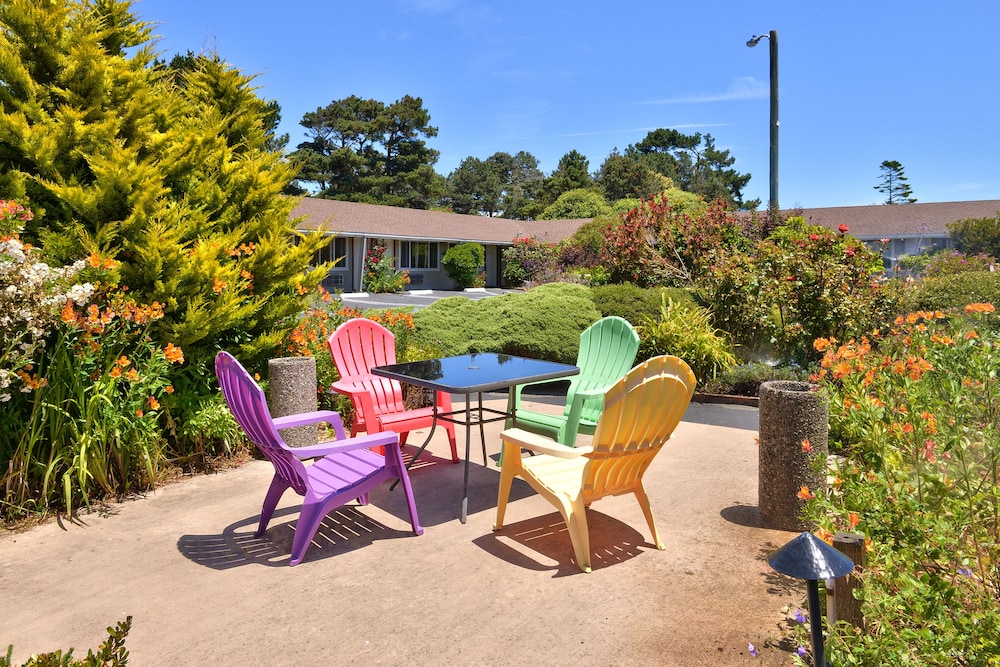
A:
[0,396,804,666]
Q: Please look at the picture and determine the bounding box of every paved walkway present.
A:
[0,399,803,666]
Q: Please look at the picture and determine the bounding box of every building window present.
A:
[399,241,439,270]
[313,236,348,270]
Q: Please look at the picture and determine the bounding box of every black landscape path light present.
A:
[768,531,855,667]
[747,30,779,215]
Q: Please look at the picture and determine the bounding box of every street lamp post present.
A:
[747,30,778,216]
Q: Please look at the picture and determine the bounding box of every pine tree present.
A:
[0,0,327,373]
[874,160,917,204]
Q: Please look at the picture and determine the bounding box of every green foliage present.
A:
[700,362,808,397]
[700,217,898,365]
[625,128,757,209]
[3,616,131,666]
[413,283,601,364]
[947,212,1000,258]
[923,250,996,277]
[291,94,442,208]
[594,151,665,202]
[442,242,485,288]
[537,150,593,209]
[635,297,737,383]
[807,306,1000,664]
[911,270,1000,312]
[589,283,694,325]
[0,0,327,382]
[568,215,615,263]
[445,151,543,219]
[538,188,611,220]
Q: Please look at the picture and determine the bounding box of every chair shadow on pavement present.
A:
[473,508,653,577]
[177,505,414,569]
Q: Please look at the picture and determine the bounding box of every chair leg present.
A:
[634,482,664,550]
[387,446,423,536]
[561,496,592,573]
[289,500,327,566]
[493,443,520,531]
[256,476,289,537]
[444,422,459,463]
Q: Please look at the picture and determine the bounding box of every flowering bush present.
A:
[923,249,995,277]
[801,304,1000,664]
[1,260,185,519]
[364,243,409,293]
[0,202,93,402]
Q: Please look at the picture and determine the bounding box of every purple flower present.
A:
[958,566,973,577]
[797,646,808,657]
[793,608,808,624]
[748,642,758,657]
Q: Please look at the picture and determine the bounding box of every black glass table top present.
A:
[372,352,578,394]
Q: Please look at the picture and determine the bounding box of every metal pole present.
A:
[807,578,825,667]
[768,29,779,215]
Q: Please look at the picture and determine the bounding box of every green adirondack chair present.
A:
[506,316,640,447]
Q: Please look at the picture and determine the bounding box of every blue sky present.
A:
[136,0,1000,209]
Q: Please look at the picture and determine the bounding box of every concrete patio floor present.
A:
[1,397,805,665]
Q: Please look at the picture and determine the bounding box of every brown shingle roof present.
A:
[800,200,1000,239]
[290,197,584,245]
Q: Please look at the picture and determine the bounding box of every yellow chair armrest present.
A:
[499,428,593,459]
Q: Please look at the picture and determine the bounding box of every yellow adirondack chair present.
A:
[494,355,696,573]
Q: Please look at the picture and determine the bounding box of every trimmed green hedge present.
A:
[589,283,694,325]
[911,270,1000,311]
[413,283,600,364]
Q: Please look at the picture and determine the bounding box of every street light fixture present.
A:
[747,30,779,216]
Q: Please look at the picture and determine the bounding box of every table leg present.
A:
[389,405,439,492]
[477,392,488,466]
[461,393,472,524]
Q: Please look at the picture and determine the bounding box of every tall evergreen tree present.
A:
[291,95,442,208]
[874,160,917,204]
[0,0,327,371]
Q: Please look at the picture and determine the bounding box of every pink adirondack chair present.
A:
[327,318,459,463]
[215,351,423,566]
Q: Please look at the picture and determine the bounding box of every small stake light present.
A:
[768,532,855,666]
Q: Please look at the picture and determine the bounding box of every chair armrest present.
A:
[288,430,399,459]
[273,411,347,440]
[331,380,378,427]
[511,377,573,410]
[499,428,593,459]
[561,387,607,445]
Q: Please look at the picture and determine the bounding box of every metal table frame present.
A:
[373,352,579,523]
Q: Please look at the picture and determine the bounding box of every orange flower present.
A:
[163,343,184,364]
[109,366,123,379]
[116,355,131,367]
[136,409,144,418]
[965,330,979,340]
[296,284,308,295]
[87,252,103,268]
[213,277,227,293]
[125,368,140,382]
[801,438,813,453]
[164,385,174,394]
[964,303,996,314]
[147,396,160,410]
[848,512,861,530]
[797,486,815,500]
[816,527,834,544]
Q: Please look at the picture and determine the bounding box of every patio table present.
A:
[373,352,579,523]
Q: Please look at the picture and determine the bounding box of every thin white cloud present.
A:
[643,77,768,105]
[556,123,730,138]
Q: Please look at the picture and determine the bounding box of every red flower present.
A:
[838,224,849,233]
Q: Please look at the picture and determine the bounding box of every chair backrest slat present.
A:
[215,352,308,495]
[585,356,695,501]
[329,319,406,415]
[566,316,640,423]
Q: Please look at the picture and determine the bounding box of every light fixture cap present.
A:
[768,531,855,580]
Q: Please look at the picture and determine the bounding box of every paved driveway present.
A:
[338,288,515,311]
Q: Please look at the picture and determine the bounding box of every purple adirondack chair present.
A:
[215,351,423,566]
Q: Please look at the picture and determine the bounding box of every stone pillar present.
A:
[758,380,828,531]
[267,357,318,448]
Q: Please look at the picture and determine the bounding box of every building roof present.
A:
[290,197,584,245]
[800,199,1000,239]
[290,196,1000,246]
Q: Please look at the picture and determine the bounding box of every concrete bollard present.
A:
[267,356,318,448]
[758,380,828,531]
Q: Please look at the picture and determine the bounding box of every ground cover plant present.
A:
[412,282,601,364]
[800,305,1000,665]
